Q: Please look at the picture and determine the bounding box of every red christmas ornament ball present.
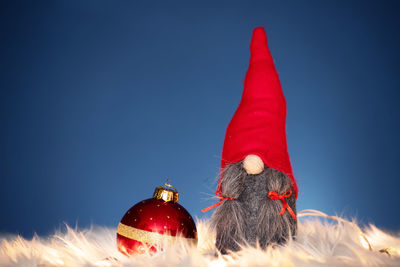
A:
[117,182,197,255]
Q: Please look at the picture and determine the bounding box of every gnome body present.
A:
[203,28,298,254]
[211,162,296,253]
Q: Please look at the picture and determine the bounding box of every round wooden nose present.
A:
[243,155,264,174]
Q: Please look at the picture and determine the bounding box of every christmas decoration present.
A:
[219,26,297,198]
[204,27,298,254]
[117,180,197,255]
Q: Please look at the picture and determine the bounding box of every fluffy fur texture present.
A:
[1,210,400,266]
[211,162,297,254]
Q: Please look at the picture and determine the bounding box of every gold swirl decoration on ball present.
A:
[117,223,197,245]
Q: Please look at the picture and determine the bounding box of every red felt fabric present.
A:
[219,27,298,198]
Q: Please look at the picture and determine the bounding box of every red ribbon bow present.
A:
[201,189,235,213]
[267,190,297,220]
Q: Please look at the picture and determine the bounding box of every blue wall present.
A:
[1,0,399,237]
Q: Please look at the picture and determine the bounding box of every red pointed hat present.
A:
[220,27,298,198]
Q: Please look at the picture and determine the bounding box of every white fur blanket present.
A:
[1,210,399,267]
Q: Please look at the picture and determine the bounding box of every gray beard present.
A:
[210,161,297,254]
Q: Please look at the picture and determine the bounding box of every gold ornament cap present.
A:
[153,179,179,203]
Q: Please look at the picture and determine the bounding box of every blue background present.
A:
[1,1,399,238]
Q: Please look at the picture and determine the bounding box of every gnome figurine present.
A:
[202,27,298,254]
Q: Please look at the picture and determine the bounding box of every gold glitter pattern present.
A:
[117,223,197,244]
